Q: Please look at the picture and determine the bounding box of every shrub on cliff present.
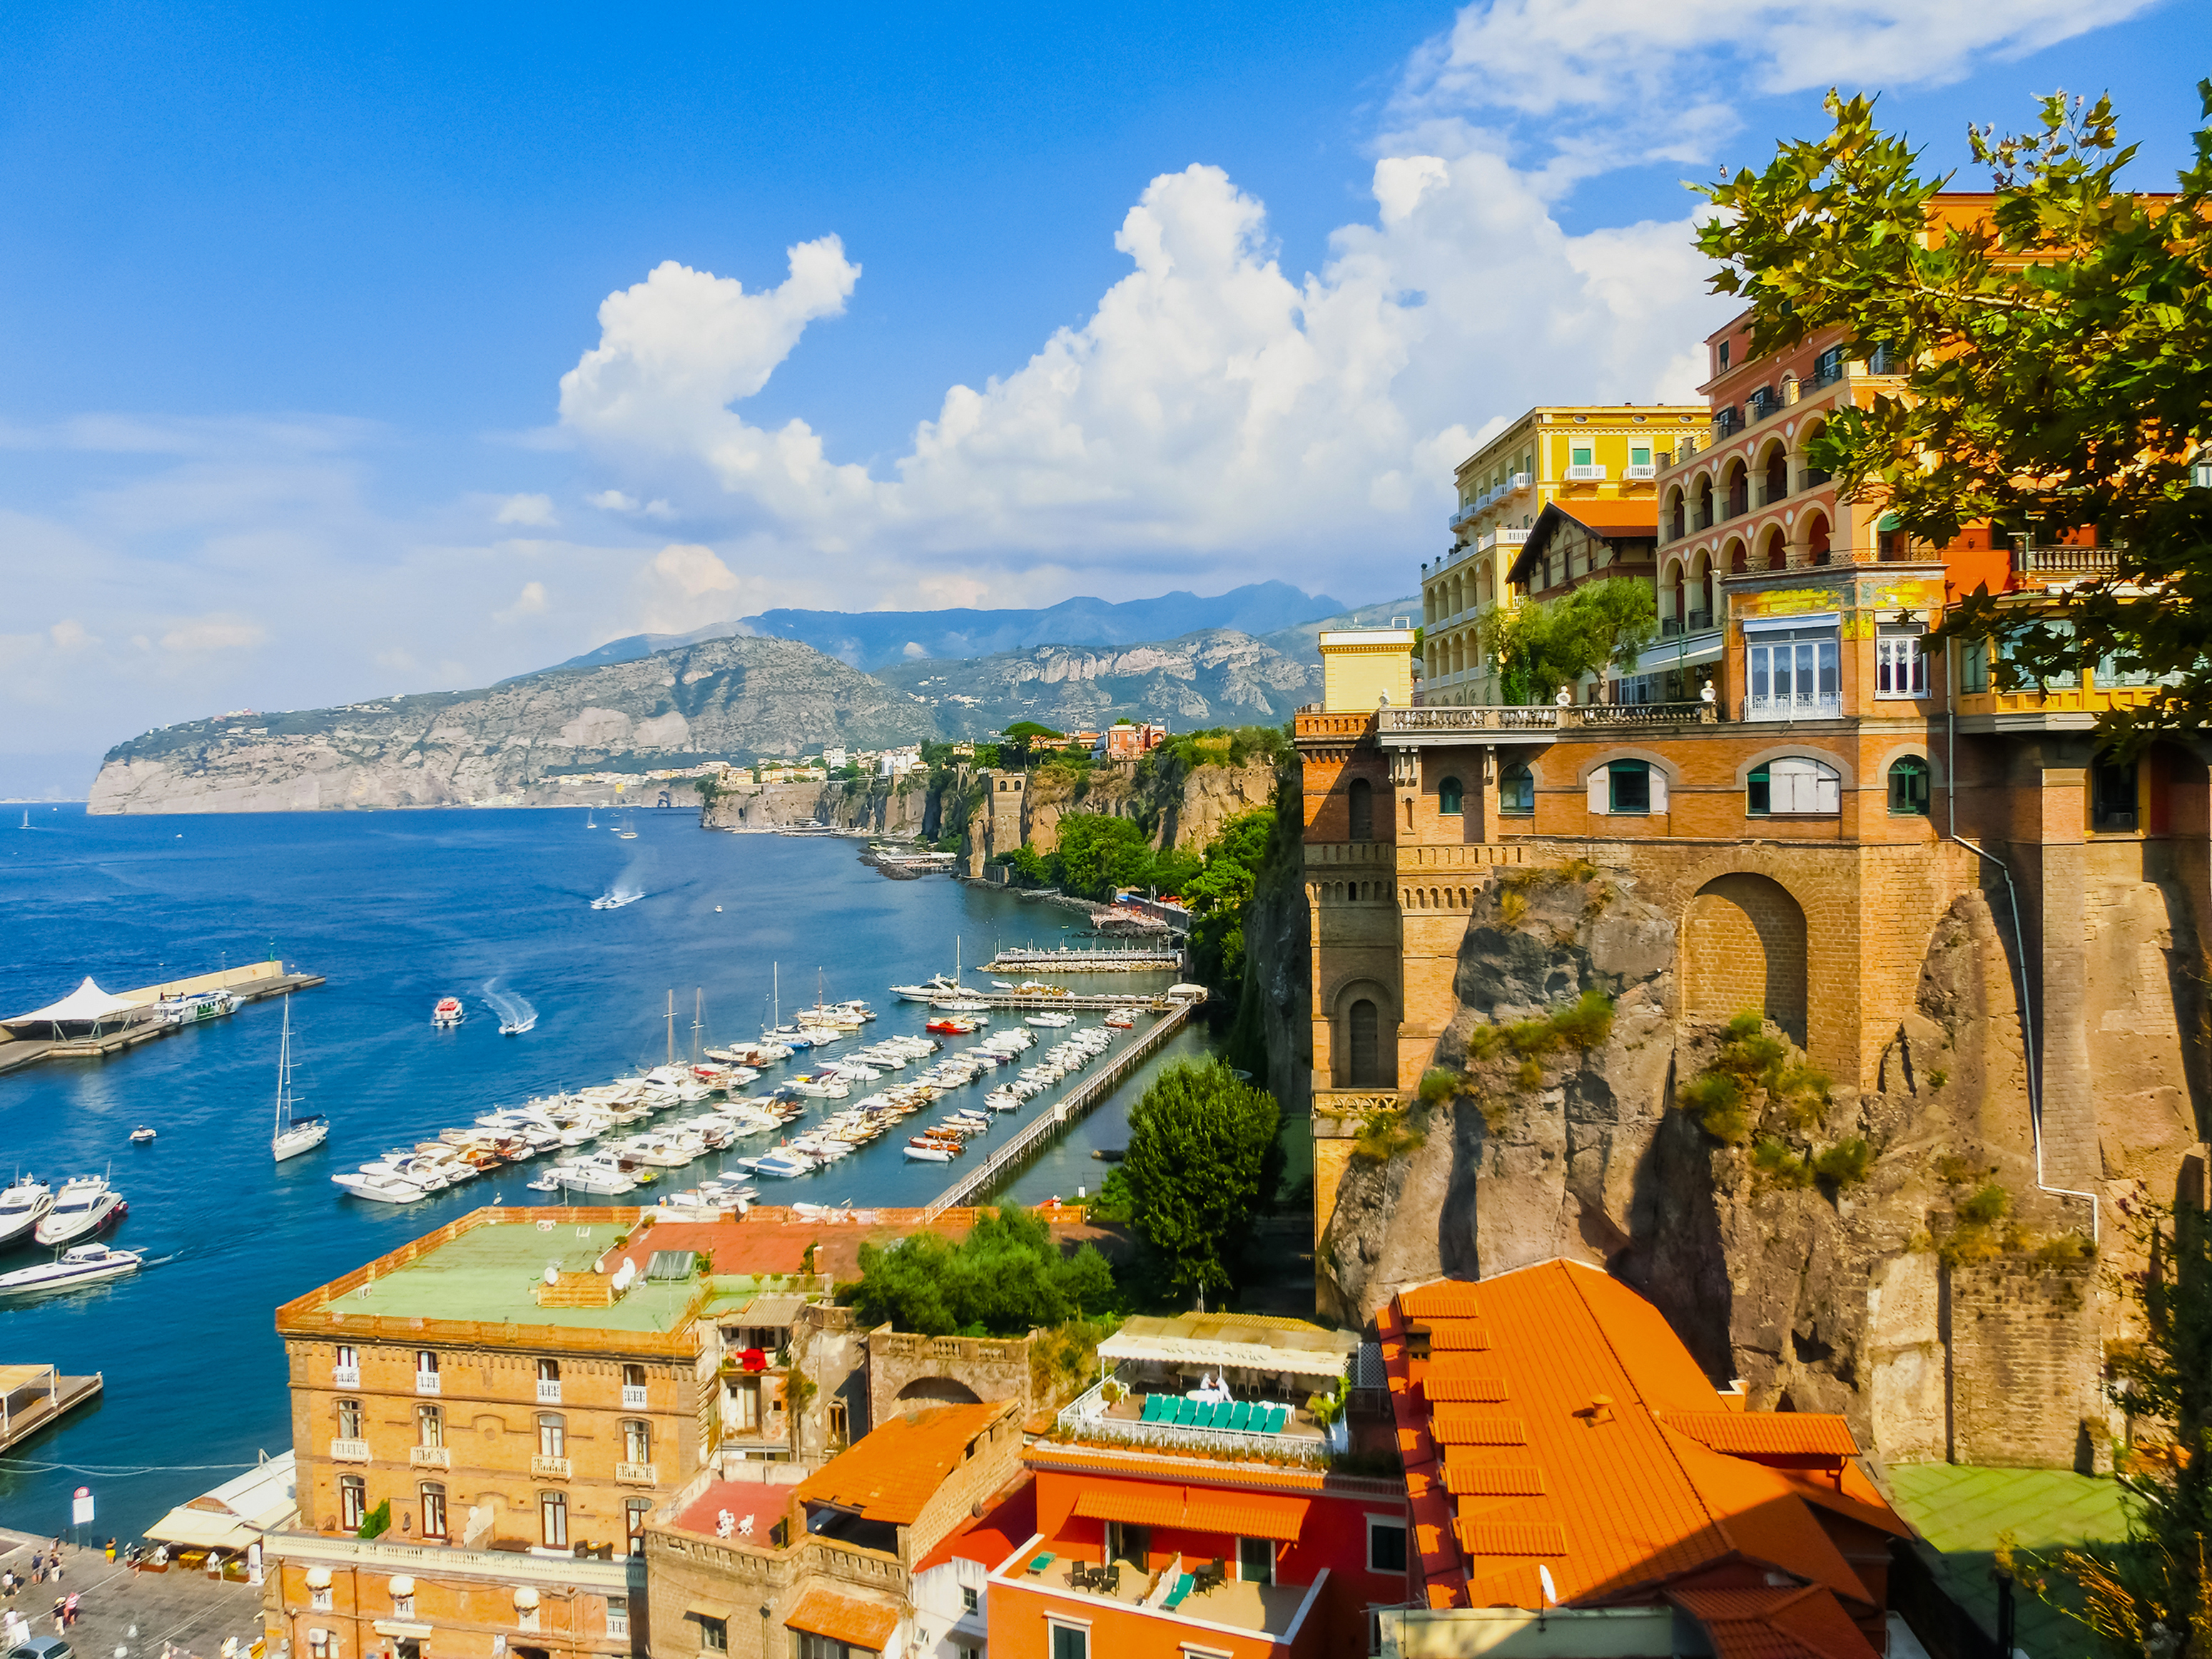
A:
[1124,1060,1283,1300]
[1185,806,1277,998]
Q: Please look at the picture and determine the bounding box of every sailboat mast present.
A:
[692,989,703,1064]
[274,1000,290,1135]
[665,990,675,1066]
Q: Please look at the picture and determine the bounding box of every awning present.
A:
[684,1603,733,1623]
[1071,1486,1310,1542]
[1627,634,1724,674]
[784,1588,899,1653]
[734,1294,808,1329]
[142,1506,260,1551]
[143,1451,298,1548]
[1097,1316,1355,1379]
[1740,610,1840,634]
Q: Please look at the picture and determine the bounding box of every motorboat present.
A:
[1105,1010,1135,1029]
[0,1243,145,1298]
[432,995,464,1028]
[1025,1012,1077,1028]
[34,1176,126,1246]
[891,973,966,1003]
[129,1126,157,1145]
[333,1170,427,1204]
[903,1143,953,1162]
[735,1149,815,1179]
[270,1000,329,1162]
[0,1177,53,1247]
[931,998,990,1014]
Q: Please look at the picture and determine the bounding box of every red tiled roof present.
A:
[1671,1585,1881,1659]
[1384,1261,1907,1615]
[1071,1484,1312,1542]
[783,1588,900,1653]
[796,1400,1013,1526]
[913,1476,1037,1576]
[1400,1282,1484,1318]
[1661,1411,1860,1458]
[1020,1444,1341,1493]
[1426,1322,1492,1351]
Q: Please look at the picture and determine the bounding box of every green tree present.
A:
[846,1206,1116,1336]
[1697,85,2212,745]
[1123,1059,1284,1299]
[1051,813,1154,900]
[1478,577,1659,704]
[1184,807,1275,996]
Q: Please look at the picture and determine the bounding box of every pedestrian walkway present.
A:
[0,1532,263,1659]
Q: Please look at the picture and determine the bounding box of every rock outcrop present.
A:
[1312,860,2139,1466]
[958,756,1281,872]
[88,637,940,814]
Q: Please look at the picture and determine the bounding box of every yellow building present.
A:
[1421,403,1703,704]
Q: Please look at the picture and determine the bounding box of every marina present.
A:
[0,806,1227,1538]
[983,944,1186,971]
[0,959,327,1077]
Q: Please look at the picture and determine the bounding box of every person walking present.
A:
[62,1593,78,1628]
[51,1595,65,1635]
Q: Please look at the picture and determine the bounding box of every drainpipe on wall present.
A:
[1946,656,2100,1246]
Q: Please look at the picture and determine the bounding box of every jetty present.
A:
[924,990,1202,1219]
[984,945,1184,972]
[0,1363,102,1453]
[0,959,325,1079]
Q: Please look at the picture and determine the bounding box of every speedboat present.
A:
[0,1177,53,1247]
[903,1143,953,1162]
[34,1176,126,1246]
[891,974,965,1003]
[432,995,464,1028]
[332,1170,427,1204]
[0,1243,145,1298]
[129,1127,156,1145]
[735,1149,814,1179]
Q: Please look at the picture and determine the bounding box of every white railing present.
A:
[1476,526,1528,552]
[622,1385,649,1410]
[537,1380,562,1404]
[329,1439,370,1463]
[616,1462,657,1486]
[1622,464,1657,480]
[409,1446,451,1469]
[1379,703,1716,735]
[415,1372,440,1396]
[1055,1371,1337,1461]
[1747,694,1843,721]
[530,1455,571,1478]
[260,1530,644,1594]
[1564,464,1607,480]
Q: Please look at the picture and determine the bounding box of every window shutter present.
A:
[1587,770,1608,813]
[1817,771,1840,813]
[1650,769,1669,812]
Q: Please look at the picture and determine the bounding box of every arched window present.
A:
[1887,757,1930,816]
[1807,512,1832,565]
[1763,445,1788,506]
[1748,756,1842,816]
[1439,776,1464,816]
[1348,999,1382,1085]
[1348,778,1373,841]
[1499,763,1534,817]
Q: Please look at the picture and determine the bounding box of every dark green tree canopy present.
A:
[846,1205,1115,1336]
[1478,576,1660,704]
[1698,85,2212,745]
[1122,1059,1284,1297]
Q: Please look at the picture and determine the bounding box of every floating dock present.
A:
[0,1364,103,1453]
[0,961,325,1079]
[984,946,1184,972]
[925,992,1201,1218]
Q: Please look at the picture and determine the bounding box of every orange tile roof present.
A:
[1072,1487,1185,1530]
[1671,1586,1881,1659]
[1071,1484,1312,1542]
[1426,1322,1492,1351]
[1384,1261,1906,1615]
[912,1476,1037,1575]
[1661,1411,1860,1458]
[1020,1444,1358,1495]
[783,1588,900,1652]
[796,1400,1012,1526]
[1400,1282,1484,1318]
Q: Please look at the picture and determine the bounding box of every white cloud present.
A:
[49,619,98,651]
[158,614,268,654]
[495,492,559,528]
[588,488,641,512]
[497,580,550,622]
[630,543,745,634]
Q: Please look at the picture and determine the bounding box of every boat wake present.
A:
[484,980,539,1035]
[590,886,645,910]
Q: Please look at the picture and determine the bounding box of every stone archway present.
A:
[1683,873,1808,1043]
[896,1376,982,1407]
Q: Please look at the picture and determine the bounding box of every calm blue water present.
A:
[0,806,1211,1539]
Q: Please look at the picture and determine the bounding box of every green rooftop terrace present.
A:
[330,1219,703,1334]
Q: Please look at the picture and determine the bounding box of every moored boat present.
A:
[34,1176,126,1246]
[0,1176,54,1247]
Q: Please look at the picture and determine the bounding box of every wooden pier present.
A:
[0,1364,102,1453]
[0,962,325,1079]
[925,994,1199,1219]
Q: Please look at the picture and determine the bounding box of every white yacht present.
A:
[333,1169,427,1204]
[270,1002,329,1162]
[891,973,965,1003]
[0,1242,145,1298]
[0,1177,54,1247]
[34,1176,126,1246]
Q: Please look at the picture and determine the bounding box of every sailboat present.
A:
[616,811,638,841]
[587,808,597,828]
[270,1001,328,1162]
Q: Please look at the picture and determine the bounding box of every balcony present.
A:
[1622,463,1657,480]
[331,1366,360,1389]
[996,1540,1327,1648]
[1713,407,1743,439]
[615,1462,657,1486]
[329,1439,371,1463]
[530,1455,572,1479]
[1476,524,1528,553]
[622,1385,649,1410]
[1449,502,1479,532]
[1563,463,1607,481]
[1692,509,1713,532]
[1746,386,1781,423]
[1056,1366,1340,1458]
[409,1446,451,1469]
[414,1372,440,1396]
[1376,703,1718,741]
[537,1379,562,1405]
[1724,487,1750,519]
[1661,613,1715,637]
[2014,544,2122,582]
[260,1529,644,1596]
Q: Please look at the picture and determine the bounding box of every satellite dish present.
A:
[1538,1564,1558,1605]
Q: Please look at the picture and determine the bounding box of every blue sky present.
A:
[1,0,2203,794]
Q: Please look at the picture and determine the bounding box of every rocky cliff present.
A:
[1312,858,2149,1466]
[699,771,954,838]
[88,637,939,813]
[957,754,1280,873]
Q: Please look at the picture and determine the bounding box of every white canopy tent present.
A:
[143,1451,298,1551]
[2,977,146,1034]
[1097,1314,1358,1381]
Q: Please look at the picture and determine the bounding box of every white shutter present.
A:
[1650,769,1669,812]
[1588,769,1608,813]
[1816,770,1840,813]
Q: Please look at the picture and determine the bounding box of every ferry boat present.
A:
[0,1177,54,1247]
[156,989,238,1028]
[34,1176,126,1246]
[431,995,464,1028]
[0,1242,145,1298]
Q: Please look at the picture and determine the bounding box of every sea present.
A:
[0,804,1224,1541]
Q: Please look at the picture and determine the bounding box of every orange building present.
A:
[1376,1263,1912,1657]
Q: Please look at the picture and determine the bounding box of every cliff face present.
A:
[958,756,1280,872]
[699,772,951,838]
[88,636,940,814]
[1312,861,2163,1466]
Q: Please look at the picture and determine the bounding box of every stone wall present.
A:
[1946,1257,2104,1468]
[864,1329,1034,1428]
